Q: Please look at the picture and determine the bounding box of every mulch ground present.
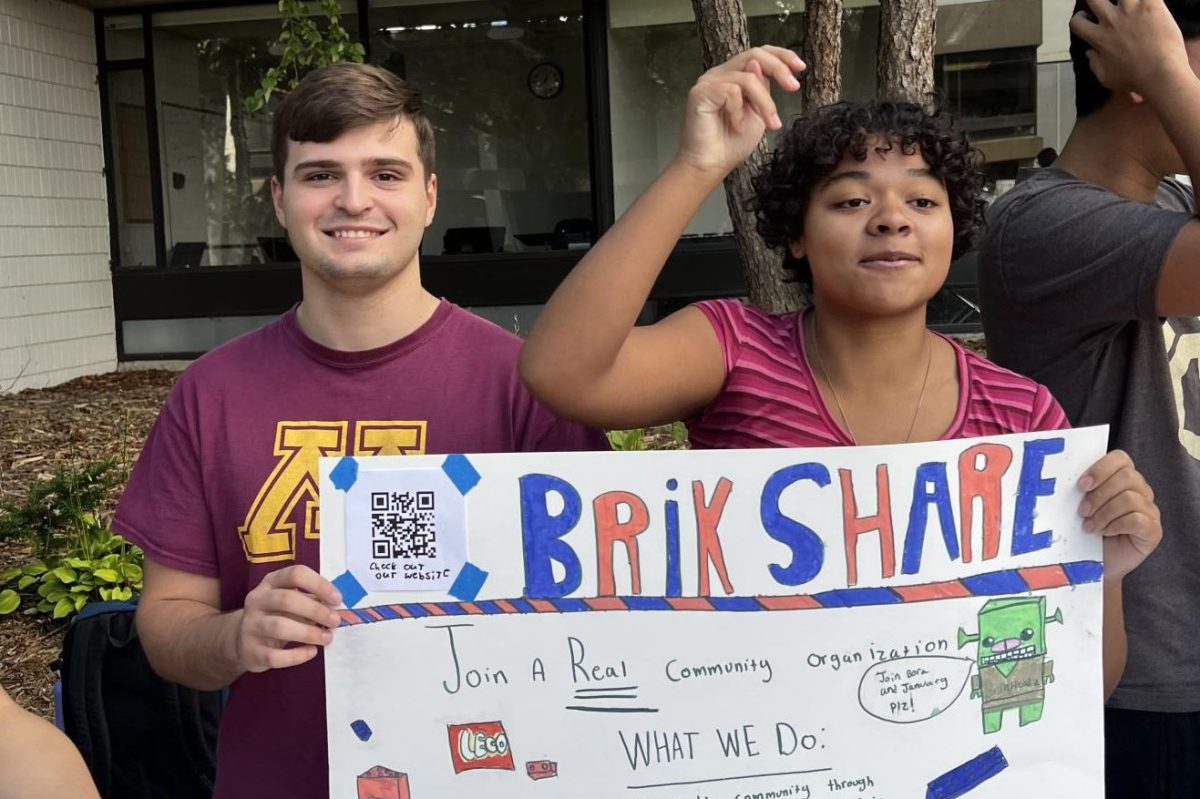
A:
[0,369,178,719]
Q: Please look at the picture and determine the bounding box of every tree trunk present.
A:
[690,0,803,313]
[877,0,936,105]
[802,0,842,111]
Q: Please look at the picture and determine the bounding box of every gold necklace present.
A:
[809,314,933,445]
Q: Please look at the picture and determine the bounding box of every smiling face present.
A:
[271,117,437,292]
[789,140,954,317]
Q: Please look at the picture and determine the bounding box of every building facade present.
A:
[0,0,1079,390]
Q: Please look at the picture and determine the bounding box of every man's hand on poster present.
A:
[674,46,805,181]
[235,565,343,672]
[1077,450,1162,581]
[1069,0,1191,101]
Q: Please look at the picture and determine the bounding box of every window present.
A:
[107,70,157,268]
[370,0,592,256]
[608,1,882,237]
[149,4,359,269]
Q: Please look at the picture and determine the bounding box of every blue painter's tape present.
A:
[962,570,1029,596]
[551,598,590,613]
[815,587,902,608]
[350,719,373,742]
[1062,560,1104,585]
[351,608,375,624]
[435,602,469,616]
[374,605,400,620]
[622,596,671,611]
[926,746,1009,799]
[329,456,359,492]
[475,600,503,615]
[442,454,481,495]
[709,596,764,612]
[449,562,489,601]
[332,570,367,609]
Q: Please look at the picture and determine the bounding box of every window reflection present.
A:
[107,70,157,268]
[150,4,358,268]
[607,0,811,238]
[369,0,591,256]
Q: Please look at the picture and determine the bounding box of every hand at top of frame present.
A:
[673,46,805,182]
[1070,0,1193,101]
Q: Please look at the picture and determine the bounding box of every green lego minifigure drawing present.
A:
[957,596,1063,734]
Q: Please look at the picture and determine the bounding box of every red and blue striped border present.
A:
[336,560,1102,628]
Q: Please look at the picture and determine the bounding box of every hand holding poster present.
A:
[320,428,1107,799]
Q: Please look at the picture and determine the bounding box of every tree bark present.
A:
[690,0,803,313]
[802,0,842,111]
[877,0,936,105]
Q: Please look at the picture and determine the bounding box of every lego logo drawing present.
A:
[448,721,515,773]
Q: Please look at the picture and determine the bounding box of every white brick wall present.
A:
[0,0,114,392]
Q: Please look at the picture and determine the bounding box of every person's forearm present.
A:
[0,696,99,799]
[136,598,245,691]
[1145,68,1200,214]
[1102,580,1127,700]
[521,159,724,389]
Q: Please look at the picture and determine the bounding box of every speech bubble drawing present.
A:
[858,656,974,724]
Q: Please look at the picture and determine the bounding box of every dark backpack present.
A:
[56,599,224,798]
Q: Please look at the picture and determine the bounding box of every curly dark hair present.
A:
[752,101,985,289]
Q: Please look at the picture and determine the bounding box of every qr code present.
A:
[370,491,436,559]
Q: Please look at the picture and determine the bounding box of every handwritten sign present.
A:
[320,429,1107,799]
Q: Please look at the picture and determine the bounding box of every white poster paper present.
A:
[320,428,1108,799]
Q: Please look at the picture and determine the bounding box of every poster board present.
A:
[321,428,1107,799]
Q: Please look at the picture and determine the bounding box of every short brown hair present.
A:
[271,62,436,182]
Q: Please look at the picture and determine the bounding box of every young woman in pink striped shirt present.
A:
[519,47,1159,696]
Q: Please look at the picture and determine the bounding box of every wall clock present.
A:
[528,62,563,99]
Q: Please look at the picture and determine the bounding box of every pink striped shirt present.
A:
[687,299,1068,449]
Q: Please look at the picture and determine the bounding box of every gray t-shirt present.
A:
[980,168,1200,713]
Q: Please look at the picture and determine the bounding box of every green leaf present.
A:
[0,590,20,614]
[99,587,112,601]
[22,561,48,576]
[0,566,21,582]
[93,568,120,583]
[16,575,36,590]
[71,584,91,594]
[52,597,75,619]
[36,600,52,613]
[65,557,89,569]
[121,563,144,583]
[113,586,133,601]
[74,594,88,610]
[53,566,77,584]
[46,589,68,603]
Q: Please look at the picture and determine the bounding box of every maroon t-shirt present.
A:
[113,301,606,798]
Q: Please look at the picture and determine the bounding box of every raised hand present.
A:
[675,46,805,180]
[1069,0,1191,99]
[1077,449,1162,582]
[235,565,343,672]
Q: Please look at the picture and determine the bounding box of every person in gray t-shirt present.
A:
[979,2,1200,796]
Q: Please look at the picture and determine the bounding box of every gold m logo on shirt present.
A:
[238,421,428,562]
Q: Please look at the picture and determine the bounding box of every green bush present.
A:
[0,462,142,621]
[606,423,689,452]
[0,513,142,620]
[0,461,120,559]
